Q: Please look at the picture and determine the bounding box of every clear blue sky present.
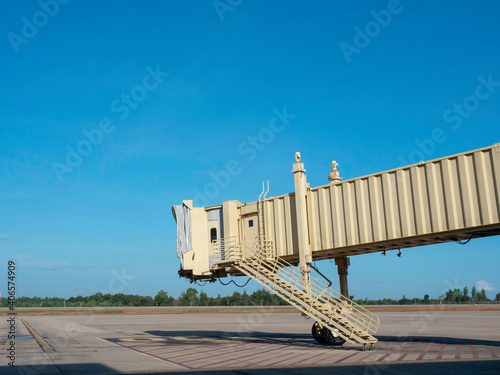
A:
[0,1,499,301]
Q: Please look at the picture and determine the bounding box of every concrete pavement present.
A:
[1,311,499,374]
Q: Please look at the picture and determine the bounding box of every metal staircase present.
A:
[212,237,380,349]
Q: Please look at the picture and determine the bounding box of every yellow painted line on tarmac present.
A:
[21,320,55,353]
[118,337,210,342]
[120,338,167,342]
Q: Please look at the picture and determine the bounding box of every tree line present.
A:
[0,288,289,308]
[1,286,498,308]
[354,286,497,305]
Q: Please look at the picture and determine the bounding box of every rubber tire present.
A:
[321,327,346,346]
[312,322,326,344]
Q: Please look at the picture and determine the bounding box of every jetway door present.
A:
[243,214,259,249]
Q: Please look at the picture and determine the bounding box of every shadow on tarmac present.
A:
[2,360,499,374]
[144,329,326,348]
[139,360,500,375]
[145,330,500,348]
[0,363,115,375]
[376,335,500,347]
[146,330,310,339]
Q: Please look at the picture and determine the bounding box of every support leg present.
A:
[335,256,350,299]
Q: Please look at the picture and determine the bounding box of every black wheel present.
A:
[370,343,375,351]
[363,343,368,351]
[312,322,326,344]
[322,327,346,346]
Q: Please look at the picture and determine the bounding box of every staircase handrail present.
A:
[236,241,380,334]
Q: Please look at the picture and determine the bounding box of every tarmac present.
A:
[1,311,499,374]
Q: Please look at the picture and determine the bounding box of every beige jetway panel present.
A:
[306,143,500,257]
[246,143,500,260]
[222,200,240,241]
[262,194,299,258]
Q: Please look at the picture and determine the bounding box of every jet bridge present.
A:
[172,142,500,349]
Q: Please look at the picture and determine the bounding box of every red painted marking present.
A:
[288,351,328,366]
[145,347,182,354]
[486,346,498,358]
[294,348,344,366]
[103,339,192,369]
[202,343,287,368]
[186,342,271,364]
[374,338,393,349]
[145,344,201,353]
[396,340,421,361]
[335,351,361,364]
[455,345,461,359]
[470,345,479,359]
[146,338,250,361]
[145,345,214,359]
[416,341,435,360]
[260,351,305,367]
[377,341,409,362]
[436,343,446,360]
[170,341,256,361]
[140,343,206,356]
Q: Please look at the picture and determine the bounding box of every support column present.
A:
[335,256,350,299]
[292,152,311,289]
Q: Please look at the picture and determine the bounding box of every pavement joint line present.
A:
[21,319,56,354]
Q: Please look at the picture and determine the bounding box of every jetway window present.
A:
[249,220,254,227]
[210,228,217,243]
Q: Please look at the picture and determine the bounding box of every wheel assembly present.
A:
[311,322,326,343]
[312,322,345,346]
[321,327,346,346]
